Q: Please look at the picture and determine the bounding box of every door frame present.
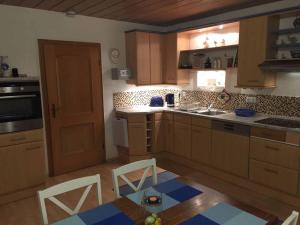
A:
[38,39,106,176]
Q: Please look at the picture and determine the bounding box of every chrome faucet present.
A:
[207,103,214,111]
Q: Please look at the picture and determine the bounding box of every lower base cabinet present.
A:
[0,140,45,195]
[211,130,249,178]
[174,122,191,159]
[250,160,299,195]
[191,126,211,164]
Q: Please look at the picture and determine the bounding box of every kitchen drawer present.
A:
[127,114,146,123]
[286,132,300,146]
[174,113,191,124]
[250,160,298,195]
[192,117,211,128]
[250,137,300,170]
[0,129,43,147]
[251,127,286,142]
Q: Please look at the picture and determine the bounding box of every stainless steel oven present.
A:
[0,80,43,133]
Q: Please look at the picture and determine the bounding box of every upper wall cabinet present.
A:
[237,16,279,88]
[162,33,190,84]
[126,31,162,85]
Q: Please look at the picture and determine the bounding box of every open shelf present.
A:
[180,44,238,54]
[273,43,300,49]
[259,58,300,72]
[274,27,300,35]
[178,68,235,71]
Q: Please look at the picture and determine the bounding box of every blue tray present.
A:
[235,108,256,117]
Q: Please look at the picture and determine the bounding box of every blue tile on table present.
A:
[180,214,220,225]
[119,171,178,196]
[223,211,267,225]
[93,213,134,225]
[154,179,186,194]
[167,185,202,202]
[51,215,85,225]
[201,203,242,224]
[78,203,120,225]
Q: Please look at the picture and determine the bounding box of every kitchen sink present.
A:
[196,110,227,116]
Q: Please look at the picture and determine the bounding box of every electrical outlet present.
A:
[246,96,257,104]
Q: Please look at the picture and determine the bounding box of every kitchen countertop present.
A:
[115,106,300,133]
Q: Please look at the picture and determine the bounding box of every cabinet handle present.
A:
[265,145,280,151]
[264,168,278,174]
[10,136,26,142]
[25,146,41,151]
[51,104,56,118]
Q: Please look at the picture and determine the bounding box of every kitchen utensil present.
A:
[165,93,175,107]
[150,96,164,107]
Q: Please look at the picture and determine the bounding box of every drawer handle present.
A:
[262,132,272,137]
[264,168,278,174]
[265,146,280,151]
[25,146,41,151]
[10,137,26,142]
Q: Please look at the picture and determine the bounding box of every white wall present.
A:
[0,5,163,160]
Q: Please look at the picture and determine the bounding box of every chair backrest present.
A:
[112,158,157,198]
[282,211,299,225]
[37,174,102,225]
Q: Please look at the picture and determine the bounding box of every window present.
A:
[196,71,226,90]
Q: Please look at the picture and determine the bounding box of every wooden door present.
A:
[163,33,177,84]
[39,40,105,176]
[153,120,165,152]
[149,33,162,84]
[191,126,211,164]
[211,130,249,178]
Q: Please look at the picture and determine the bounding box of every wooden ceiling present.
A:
[0,0,282,26]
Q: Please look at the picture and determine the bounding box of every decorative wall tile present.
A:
[113,89,300,118]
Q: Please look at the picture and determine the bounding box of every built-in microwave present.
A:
[0,80,43,133]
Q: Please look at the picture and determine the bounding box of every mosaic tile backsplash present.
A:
[113,89,300,118]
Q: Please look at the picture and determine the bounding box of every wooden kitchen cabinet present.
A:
[153,113,165,153]
[0,130,45,196]
[191,125,211,165]
[128,122,147,155]
[237,16,279,88]
[173,113,191,158]
[211,130,249,178]
[162,33,190,84]
[126,31,162,85]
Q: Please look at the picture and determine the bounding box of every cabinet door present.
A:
[136,32,151,85]
[22,142,45,188]
[174,122,191,158]
[126,32,151,85]
[237,16,277,87]
[0,142,45,195]
[211,130,249,177]
[165,121,174,153]
[150,33,162,84]
[163,33,177,84]
[153,120,165,152]
[191,126,211,164]
[128,122,147,155]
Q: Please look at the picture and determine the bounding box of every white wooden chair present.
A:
[282,211,299,225]
[37,174,102,225]
[112,158,157,198]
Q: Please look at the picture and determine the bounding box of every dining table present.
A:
[52,172,280,225]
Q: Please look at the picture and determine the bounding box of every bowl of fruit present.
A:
[145,214,161,225]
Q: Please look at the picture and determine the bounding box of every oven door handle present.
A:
[0,94,37,99]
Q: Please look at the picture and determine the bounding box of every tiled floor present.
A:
[0,159,298,225]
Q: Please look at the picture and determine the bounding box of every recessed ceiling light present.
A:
[65,10,77,17]
[218,24,224,30]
